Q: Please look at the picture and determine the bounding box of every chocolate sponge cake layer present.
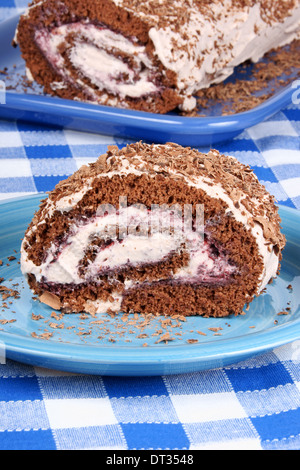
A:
[20,143,285,318]
[14,0,300,113]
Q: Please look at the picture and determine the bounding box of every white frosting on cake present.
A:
[146,1,300,110]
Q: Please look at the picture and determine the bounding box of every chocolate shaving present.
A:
[39,292,62,310]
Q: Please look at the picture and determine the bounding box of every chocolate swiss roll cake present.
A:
[20,143,286,318]
[14,0,300,113]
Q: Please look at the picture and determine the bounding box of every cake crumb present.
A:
[31,313,44,321]
[155,332,175,343]
[0,318,16,325]
[49,322,65,329]
[31,331,53,340]
[51,311,64,321]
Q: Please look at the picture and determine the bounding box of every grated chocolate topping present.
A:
[112,0,299,29]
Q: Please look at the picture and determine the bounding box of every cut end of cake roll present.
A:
[14,0,300,113]
[14,0,182,113]
[20,142,286,318]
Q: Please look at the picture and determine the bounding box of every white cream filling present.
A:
[34,23,158,100]
[85,295,122,314]
[21,203,237,287]
[43,209,183,285]
[69,42,157,98]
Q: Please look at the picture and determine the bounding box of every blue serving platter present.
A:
[0,13,299,146]
[0,194,299,376]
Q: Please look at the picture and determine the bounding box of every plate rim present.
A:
[0,194,299,373]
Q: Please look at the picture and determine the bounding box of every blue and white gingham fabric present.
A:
[0,344,300,450]
[0,0,28,22]
[0,111,300,210]
[0,2,300,451]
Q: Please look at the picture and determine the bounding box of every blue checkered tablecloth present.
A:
[0,1,300,452]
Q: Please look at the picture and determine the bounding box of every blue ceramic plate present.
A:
[0,14,299,146]
[0,194,299,376]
